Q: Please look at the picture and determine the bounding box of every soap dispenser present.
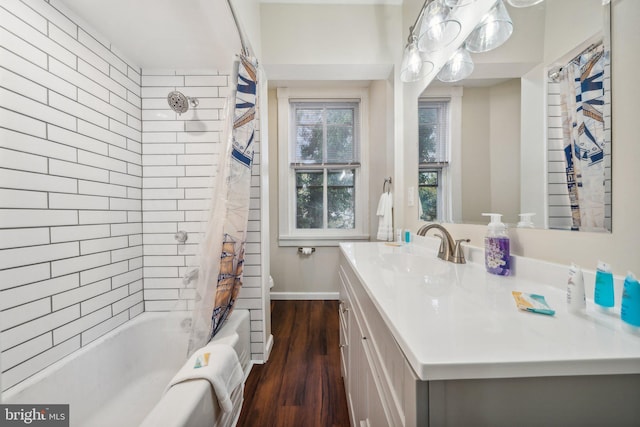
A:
[482,213,511,276]
[517,213,536,228]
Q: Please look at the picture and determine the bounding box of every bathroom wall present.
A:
[140,70,267,360]
[262,2,401,297]
[460,80,520,224]
[0,1,143,390]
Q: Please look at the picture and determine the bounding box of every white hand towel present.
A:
[376,192,393,241]
[166,343,243,413]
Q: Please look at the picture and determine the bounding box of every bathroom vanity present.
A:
[338,241,640,427]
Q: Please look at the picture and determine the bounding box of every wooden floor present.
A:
[237,300,351,427]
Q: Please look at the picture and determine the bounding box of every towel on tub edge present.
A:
[166,343,243,413]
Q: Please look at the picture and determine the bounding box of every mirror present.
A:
[417,0,611,232]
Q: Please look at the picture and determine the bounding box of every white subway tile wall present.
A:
[141,69,264,361]
[0,0,266,391]
[0,1,143,390]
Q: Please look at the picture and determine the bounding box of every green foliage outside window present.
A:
[293,103,358,230]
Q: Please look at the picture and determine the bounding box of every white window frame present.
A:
[419,87,463,223]
[277,87,369,246]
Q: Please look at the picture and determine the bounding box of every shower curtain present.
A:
[187,54,259,355]
[559,42,607,231]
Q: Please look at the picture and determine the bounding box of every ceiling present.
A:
[56,0,402,72]
[58,0,242,71]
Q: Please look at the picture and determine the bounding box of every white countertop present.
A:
[340,241,640,381]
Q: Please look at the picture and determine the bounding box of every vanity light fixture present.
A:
[437,47,474,82]
[418,0,461,52]
[464,0,513,53]
[401,34,435,82]
[400,0,534,84]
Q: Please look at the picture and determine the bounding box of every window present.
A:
[277,88,369,245]
[418,99,449,221]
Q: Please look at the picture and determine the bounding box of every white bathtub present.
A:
[2,310,251,427]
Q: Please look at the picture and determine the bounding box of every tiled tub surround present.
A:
[1,0,266,391]
[0,1,144,391]
[141,69,265,361]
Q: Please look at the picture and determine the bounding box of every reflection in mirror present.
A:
[417,0,611,232]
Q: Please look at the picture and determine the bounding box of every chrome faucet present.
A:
[416,223,470,264]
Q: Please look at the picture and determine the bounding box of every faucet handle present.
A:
[434,233,449,261]
[451,239,470,264]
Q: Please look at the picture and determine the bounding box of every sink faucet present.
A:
[416,223,470,264]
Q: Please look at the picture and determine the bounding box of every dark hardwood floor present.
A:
[237,300,351,427]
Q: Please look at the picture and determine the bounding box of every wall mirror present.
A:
[417,0,611,232]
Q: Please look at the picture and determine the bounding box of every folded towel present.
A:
[376,192,393,241]
[166,343,243,412]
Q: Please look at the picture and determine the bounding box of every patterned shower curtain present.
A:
[187,54,258,355]
[559,42,607,231]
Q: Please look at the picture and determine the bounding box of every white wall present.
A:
[261,3,400,71]
[0,0,143,390]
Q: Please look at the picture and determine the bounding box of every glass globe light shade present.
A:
[418,0,461,52]
[465,0,513,53]
[437,47,474,82]
[400,37,434,83]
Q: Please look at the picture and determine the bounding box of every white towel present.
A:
[376,192,393,241]
[166,343,243,413]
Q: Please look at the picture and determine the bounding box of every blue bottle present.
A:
[594,261,614,310]
[621,273,640,328]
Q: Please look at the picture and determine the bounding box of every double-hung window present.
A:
[278,88,369,245]
[418,99,450,221]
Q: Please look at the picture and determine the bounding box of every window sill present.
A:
[278,234,370,248]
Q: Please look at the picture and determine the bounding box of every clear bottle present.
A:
[482,213,511,276]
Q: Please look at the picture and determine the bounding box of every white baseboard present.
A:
[270,291,339,300]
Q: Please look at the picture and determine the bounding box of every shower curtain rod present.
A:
[548,42,603,81]
[226,0,255,59]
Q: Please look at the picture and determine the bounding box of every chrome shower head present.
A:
[167,91,199,115]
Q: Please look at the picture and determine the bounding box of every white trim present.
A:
[270,291,340,300]
[277,87,370,245]
[258,67,272,363]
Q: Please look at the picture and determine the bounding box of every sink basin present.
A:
[379,253,453,292]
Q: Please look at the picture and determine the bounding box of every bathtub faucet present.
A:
[182,268,199,286]
[416,223,469,264]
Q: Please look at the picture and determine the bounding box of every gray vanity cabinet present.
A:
[339,254,428,427]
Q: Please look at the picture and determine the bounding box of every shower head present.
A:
[167,91,199,115]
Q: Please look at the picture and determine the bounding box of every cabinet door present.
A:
[361,337,392,427]
[349,312,366,426]
[338,273,350,380]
